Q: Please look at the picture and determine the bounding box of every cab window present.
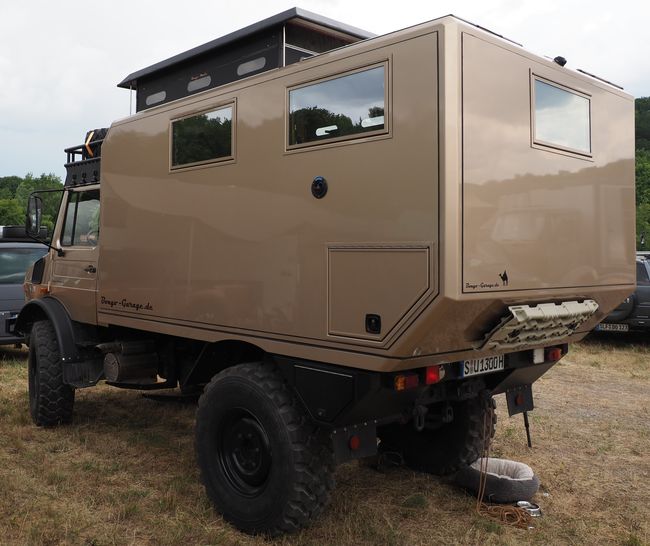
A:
[61,190,100,247]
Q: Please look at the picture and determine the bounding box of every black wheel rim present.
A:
[217,408,272,496]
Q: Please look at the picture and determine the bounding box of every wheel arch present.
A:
[181,339,266,388]
[16,297,81,363]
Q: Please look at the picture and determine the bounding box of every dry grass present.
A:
[0,335,648,546]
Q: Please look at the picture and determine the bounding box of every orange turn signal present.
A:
[394,373,419,391]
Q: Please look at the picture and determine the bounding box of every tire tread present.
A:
[196,361,334,535]
[29,320,75,426]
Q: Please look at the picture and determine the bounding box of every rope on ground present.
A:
[475,400,533,530]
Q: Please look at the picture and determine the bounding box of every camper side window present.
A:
[171,105,234,168]
[288,64,387,147]
[61,190,100,247]
[533,77,591,156]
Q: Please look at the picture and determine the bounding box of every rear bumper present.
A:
[275,346,563,428]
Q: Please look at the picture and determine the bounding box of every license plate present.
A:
[461,355,505,378]
[596,323,629,332]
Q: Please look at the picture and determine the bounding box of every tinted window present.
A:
[637,261,650,284]
[289,65,386,146]
[534,78,591,154]
[62,190,100,247]
[145,91,166,106]
[187,75,211,93]
[0,248,48,284]
[171,106,233,167]
[237,57,266,76]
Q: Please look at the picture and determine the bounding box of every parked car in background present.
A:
[0,226,48,345]
[596,253,650,333]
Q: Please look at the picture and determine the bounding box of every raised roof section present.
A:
[118,8,374,112]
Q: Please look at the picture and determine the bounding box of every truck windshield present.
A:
[0,248,48,284]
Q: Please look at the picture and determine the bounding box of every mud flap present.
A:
[331,421,377,463]
[505,384,534,416]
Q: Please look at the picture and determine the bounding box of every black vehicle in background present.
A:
[596,254,650,333]
[0,227,48,345]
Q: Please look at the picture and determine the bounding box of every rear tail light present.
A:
[545,347,563,362]
[425,365,445,384]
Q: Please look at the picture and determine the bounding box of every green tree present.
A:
[635,149,650,206]
[16,173,63,225]
[636,97,650,249]
[0,173,63,235]
[637,202,650,250]
[0,176,23,199]
[636,97,650,152]
[0,199,25,225]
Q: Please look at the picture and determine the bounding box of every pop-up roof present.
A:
[118,7,374,112]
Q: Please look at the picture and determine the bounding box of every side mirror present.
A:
[26,195,43,237]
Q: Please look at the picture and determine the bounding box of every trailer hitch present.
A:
[412,405,428,431]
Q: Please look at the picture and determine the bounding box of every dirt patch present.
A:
[0,336,648,545]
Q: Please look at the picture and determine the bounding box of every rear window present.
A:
[533,77,591,156]
[0,248,47,284]
[637,261,650,285]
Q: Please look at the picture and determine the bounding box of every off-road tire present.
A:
[378,395,496,475]
[195,361,335,536]
[28,320,75,426]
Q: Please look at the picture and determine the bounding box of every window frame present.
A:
[169,100,236,171]
[286,61,390,151]
[60,188,101,248]
[530,73,593,159]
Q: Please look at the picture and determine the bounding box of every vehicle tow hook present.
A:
[413,405,428,432]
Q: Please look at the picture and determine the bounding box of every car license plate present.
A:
[461,355,505,378]
[596,323,629,332]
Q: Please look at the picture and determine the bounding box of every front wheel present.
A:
[28,320,75,426]
[195,362,334,535]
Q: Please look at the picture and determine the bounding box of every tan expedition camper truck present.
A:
[19,8,635,535]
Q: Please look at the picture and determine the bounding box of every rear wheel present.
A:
[28,320,75,426]
[195,362,334,535]
[378,395,496,475]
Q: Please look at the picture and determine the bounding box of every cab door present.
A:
[49,186,100,324]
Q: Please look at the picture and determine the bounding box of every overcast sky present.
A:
[0,0,647,179]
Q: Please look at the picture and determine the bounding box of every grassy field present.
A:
[0,335,648,546]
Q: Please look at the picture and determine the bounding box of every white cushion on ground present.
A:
[469,457,534,481]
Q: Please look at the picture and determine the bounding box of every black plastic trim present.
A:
[16,297,82,363]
